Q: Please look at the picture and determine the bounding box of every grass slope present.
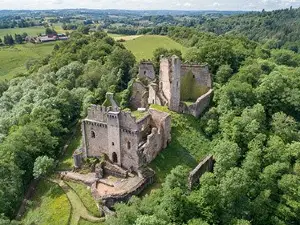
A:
[58,125,82,171]
[66,181,101,217]
[0,42,55,80]
[149,105,211,184]
[22,179,71,225]
[123,35,187,61]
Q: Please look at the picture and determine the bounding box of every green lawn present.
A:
[0,42,56,80]
[22,179,71,225]
[66,181,101,217]
[123,35,187,61]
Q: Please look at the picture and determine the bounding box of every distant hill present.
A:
[199,7,300,50]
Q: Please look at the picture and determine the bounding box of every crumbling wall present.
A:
[159,58,172,104]
[188,155,214,190]
[87,105,108,122]
[149,109,171,148]
[189,89,213,117]
[148,83,163,105]
[139,62,155,80]
[130,81,148,109]
[181,64,212,88]
[119,111,139,131]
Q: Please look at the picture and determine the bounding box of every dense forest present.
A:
[1,7,300,225]
[198,7,300,51]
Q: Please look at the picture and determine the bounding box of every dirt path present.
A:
[52,179,104,225]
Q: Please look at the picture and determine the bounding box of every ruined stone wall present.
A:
[119,111,139,131]
[130,81,148,109]
[107,112,122,166]
[87,105,108,122]
[138,62,155,80]
[120,130,140,171]
[187,89,213,117]
[82,120,108,158]
[140,109,171,163]
[169,56,181,112]
[149,109,171,148]
[159,58,172,103]
[188,155,214,190]
[181,64,212,88]
[148,84,162,105]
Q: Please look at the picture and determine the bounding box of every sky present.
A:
[0,0,300,11]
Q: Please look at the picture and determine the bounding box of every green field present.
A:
[0,24,68,40]
[123,35,187,61]
[0,42,55,81]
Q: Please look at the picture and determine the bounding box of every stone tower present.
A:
[107,111,122,166]
[159,55,181,112]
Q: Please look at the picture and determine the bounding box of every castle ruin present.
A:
[81,105,171,173]
[131,55,213,117]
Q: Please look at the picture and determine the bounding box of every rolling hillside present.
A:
[123,35,187,61]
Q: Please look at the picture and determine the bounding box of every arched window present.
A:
[91,131,95,138]
[112,152,118,163]
[127,141,131,150]
[112,142,115,146]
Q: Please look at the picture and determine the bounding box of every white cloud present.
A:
[1,0,300,10]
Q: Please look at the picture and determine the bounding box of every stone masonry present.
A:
[132,55,214,118]
[81,105,171,173]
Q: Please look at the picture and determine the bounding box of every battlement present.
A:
[87,105,110,122]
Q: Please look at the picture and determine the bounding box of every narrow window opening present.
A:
[112,152,118,163]
[144,70,147,75]
[112,142,115,146]
[91,131,95,138]
[127,141,131,149]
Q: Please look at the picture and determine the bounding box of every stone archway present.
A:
[112,152,118,164]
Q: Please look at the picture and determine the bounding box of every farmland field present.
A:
[0,42,56,81]
[0,24,68,40]
[123,35,187,61]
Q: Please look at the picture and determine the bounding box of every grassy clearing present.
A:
[65,181,101,217]
[0,42,56,80]
[123,35,187,61]
[22,179,71,225]
[58,125,82,171]
[149,105,211,184]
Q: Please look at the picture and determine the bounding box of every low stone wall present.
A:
[92,168,155,209]
[181,89,213,118]
[188,155,214,190]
